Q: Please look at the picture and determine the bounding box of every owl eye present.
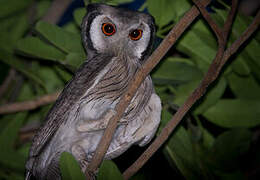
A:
[129,29,143,41]
[102,23,116,36]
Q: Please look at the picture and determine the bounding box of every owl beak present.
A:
[114,40,128,56]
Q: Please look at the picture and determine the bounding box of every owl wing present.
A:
[29,54,113,158]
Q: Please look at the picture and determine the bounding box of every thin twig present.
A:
[19,128,39,143]
[123,2,260,180]
[0,91,60,114]
[192,0,225,83]
[85,0,211,178]
[223,0,238,38]
[219,0,238,69]
[193,0,223,40]
[41,0,73,24]
[221,9,260,67]
[192,0,237,81]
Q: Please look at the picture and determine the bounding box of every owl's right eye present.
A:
[101,23,116,36]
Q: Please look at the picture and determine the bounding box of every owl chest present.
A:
[78,60,136,120]
[45,67,152,164]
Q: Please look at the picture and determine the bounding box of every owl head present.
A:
[81,3,155,61]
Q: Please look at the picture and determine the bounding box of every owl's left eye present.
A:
[102,23,116,36]
[129,29,143,41]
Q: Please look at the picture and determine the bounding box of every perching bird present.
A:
[25,3,161,180]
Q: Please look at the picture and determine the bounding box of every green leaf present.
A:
[54,65,73,82]
[0,0,32,18]
[11,14,29,41]
[35,21,85,54]
[97,160,123,180]
[129,173,146,180]
[157,109,172,134]
[17,143,31,158]
[36,64,66,93]
[0,113,27,151]
[152,57,203,85]
[230,14,260,69]
[227,73,260,99]
[194,77,227,114]
[0,14,29,52]
[147,0,173,27]
[0,113,27,172]
[73,8,86,27]
[169,0,191,22]
[163,126,199,179]
[147,0,191,27]
[65,52,86,68]
[176,21,217,72]
[215,171,245,180]
[63,22,81,34]
[0,149,26,172]
[16,37,66,62]
[174,79,200,106]
[203,99,260,128]
[256,29,260,42]
[17,81,36,101]
[155,86,175,106]
[7,173,24,180]
[246,56,260,81]
[209,129,252,171]
[201,127,215,149]
[0,170,8,179]
[0,50,46,89]
[231,56,251,76]
[0,14,19,32]
[0,31,15,52]
[36,0,51,19]
[60,152,85,180]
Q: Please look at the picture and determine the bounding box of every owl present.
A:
[25,3,161,180]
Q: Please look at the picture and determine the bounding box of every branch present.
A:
[19,127,39,143]
[123,2,260,180]
[223,0,238,38]
[192,0,237,81]
[221,9,260,67]
[193,0,223,41]
[0,91,60,114]
[19,121,41,143]
[192,0,237,78]
[194,0,238,43]
[85,0,211,178]
[219,0,238,69]
[41,0,73,24]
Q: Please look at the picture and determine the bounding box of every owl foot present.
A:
[71,144,89,172]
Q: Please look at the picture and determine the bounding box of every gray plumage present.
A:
[25,3,161,180]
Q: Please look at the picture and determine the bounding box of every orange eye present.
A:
[101,23,116,36]
[129,29,143,41]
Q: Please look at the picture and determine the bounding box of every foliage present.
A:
[60,152,86,180]
[0,0,259,179]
